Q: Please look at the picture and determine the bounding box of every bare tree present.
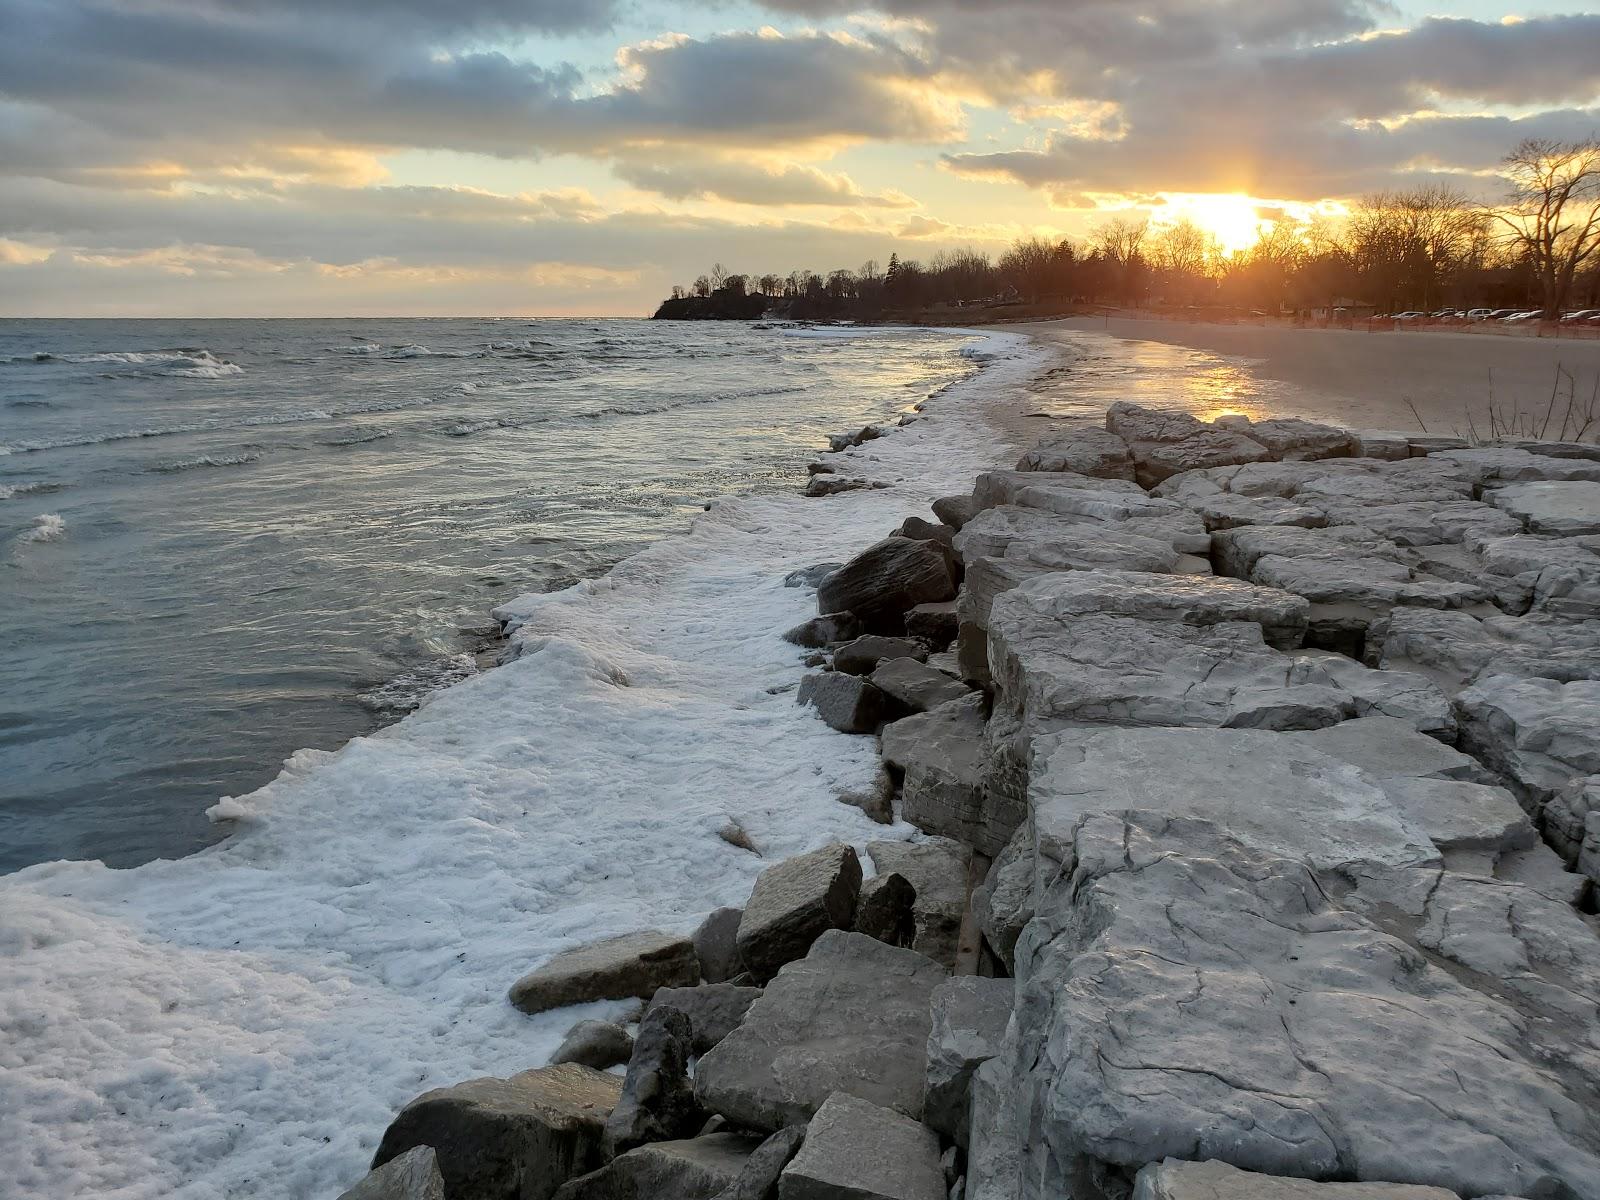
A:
[1495,136,1600,319]
[1091,216,1149,265]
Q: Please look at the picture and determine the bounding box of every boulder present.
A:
[777,1093,945,1200]
[1014,427,1135,479]
[1368,608,1600,689]
[895,516,957,549]
[1132,1160,1460,1200]
[866,838,972,969]
[828,425,884,452]
[1487,479,1600,536]
[338,1146,446,1200]
[970,827,1033,971]
[834,635,927,676]
[971,469,1144,512]
[905,601,958,647]
[647,984,764,1056]
[736,843,863,983]
[1191,492,1327,531]
[1456,673,1600,806]
[853,872,918,948]
[510,931,700,1016]
[1235,416,1357,461]
[783,564,842,590]
[550,1021,635,1071]
[1545,775,1600,866]
[693,907,745,985]
[604,1006,703,1157]
[782,613,862,649]
[953,507,1179,576]
[976,812,1600,1199]
[712,1126,807,1200]
[879,695,1001,855]
[869,658,971,714]
[1436,446,1600,486]
[1104,403,1208,443]
[797,672,894,735]
[1130,428,1276,487]
[806,476,887,498]
[554,1134,764,1200]
[837,765,895,824]
[923,977,1012,1147]
[372,1063,622,1200]
[818,538,956,632]
[695,931,947,1130]
[932,495,979,530]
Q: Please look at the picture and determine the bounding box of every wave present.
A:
[320,429,394,447]
[0,481,66,500]
[356,654,479,715]
[149,453,262,474]
[6,398,54,409]
[336,342,478,360]
[5,348,246,378]
[19,513,65,543]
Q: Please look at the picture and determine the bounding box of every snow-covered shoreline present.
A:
[0,328,1054,1200]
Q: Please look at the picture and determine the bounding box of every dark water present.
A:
[0,318,978,871]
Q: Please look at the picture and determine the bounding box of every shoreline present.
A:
[0,326,1050,1198]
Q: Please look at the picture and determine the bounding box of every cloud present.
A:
[613,157,916,208]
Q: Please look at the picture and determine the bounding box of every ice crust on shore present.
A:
[0,330,1048,1200]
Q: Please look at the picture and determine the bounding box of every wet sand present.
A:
[1021,316,1600,439]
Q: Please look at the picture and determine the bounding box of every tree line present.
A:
[654,136,1600,322]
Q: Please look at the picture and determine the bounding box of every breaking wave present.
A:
[20,513,66,543]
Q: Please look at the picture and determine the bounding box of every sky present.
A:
[1,0,1597,316]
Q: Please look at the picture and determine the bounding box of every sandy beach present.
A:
[1025,316,1600,438]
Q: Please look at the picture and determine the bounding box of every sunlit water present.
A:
[0,319,983,871]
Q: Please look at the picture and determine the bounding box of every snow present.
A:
[0,329,1048,1200]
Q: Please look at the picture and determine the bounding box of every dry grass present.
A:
[1407,364,1600,444]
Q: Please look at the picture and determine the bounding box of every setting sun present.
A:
[1153,193,1270,255]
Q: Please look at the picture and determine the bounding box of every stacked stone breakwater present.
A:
[338,404,1600,1200]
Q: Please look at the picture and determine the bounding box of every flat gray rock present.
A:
[879,695,1001,855]
[1132,1159,1461,1200]
[712,1127,807,1200]
[904,600,958,646]
[338,1146,445,1200]
[1014,426,1135,479]
[604,1006,703,1157]
[554,1133,764,1200]
[797,672,894,735]
[693,907,745,985]
[372,1063,622,1200]
[1489,480,1600,536]
[695,931,947,1131]
[648,984,764,1056]
[777,1093,945,1200]
[866,838,972,968]
[1435,446,1600,486]
[736,843,862,983]
[550,1020,635,1071]
[1456,673,1600,805]
[1283,716,1490,782]
[834,635,926,676]
[954,505,1179,575]
[510,931,700,1016]
[924,977,1012,1147]
[1233,416,1357,461]
[870,656,971,714]
[970,827,1034,971]
[853,871,917,948]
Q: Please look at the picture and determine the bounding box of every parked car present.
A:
[1502,311,1545,323]
[1562,309,1600,322]
[1488,308,1521,319]
[1465,309,1494,320]
[1392,311,1427,321]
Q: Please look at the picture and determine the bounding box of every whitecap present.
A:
[21,513,65,543]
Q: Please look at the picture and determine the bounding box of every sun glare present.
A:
[1154,193,1271,256]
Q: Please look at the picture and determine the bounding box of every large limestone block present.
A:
[713,1127,807,1200]
[971,469,1143,512]
[553,1133,764,1200]
[993,568,1308,649]
[1435,446,1600,486]
[1130,428,1275,487]
[510,931,700,1015]
[869,657,970,714]
[924,976,1012,1146]
[834,635,926,676]
[1284,650,1455,738]
[1028,727,1440,871]
[971,827,1034,970]
[604,1007,705,1156]
[1105,403,1208,443]
[1132,1159,1460,1200]
[1456,674,1600,805]
[1211,525,1404,581]
[1231,416,1357,461]
[987,813,1600,1199]
[867,838,972,968]
[372,1064,622,1200]
[953,506,1178,575]
[797,672,895,735]
[1315,501,1523,548]
[777,1093,945,1200]
[695,931,946,1131]
[1014,426,1135,479]
[1368,608,1600,690]
[817,537,956,632]
[1192,492,1327,531]
[1488,480,1600,537]
[1283,715,1490,783]
[879,695,1005,854]
[647,984,764,1056]
[338,1146,446,1200]
[737,843,862,983]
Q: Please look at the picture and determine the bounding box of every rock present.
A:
[693,908,745,985]
[797,672,894,735]
[782,613,862,648]
[971,469,1144,512]
[1456,673,1600,806]
[1104,404,1274,487]
[648,984,764,1056]
[510,931,701,1016]
[696,931,947,1130]
[828,425,885,452]
[1237,416,1357,461]
[1282,715,1491,783]
[784,564,842,589]
[953,506,1180,575]
[870,658,971,714]
[1192,492,1327,531]
[866,839,972,969]
[1368,608,1600,689]
[713,1126,807,1200]
[1488,479,1600,536]
[895,516,957,549]
[338,1146,446,1200]
[1131,1159,1461,1200]
[1354,431,1413,460]
[1104,402,1209,443]
[1545,775,1600,866]
[905,601,958,647]
[736,843,863,983]
[806,463,835,476]
[979,812,1600,1199]
[932,495,979,530]
[555,1133,765,1200]
[777,1093,945,1200]
[924,977,1012,1147]
[853,872,918,948]
[372,1063,622,1200]
[806,476,888,498]
[970,827,1033,971]
[1014,427,1135,479]
[604,1006,703,1157]
[551,1021,635,1071]
[1210,524,1404,581]
[834,635,928,676]
[1435,446,1600,485]
[818,538,957,632]
[837,765,895,824]
[879,695,1002,855]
